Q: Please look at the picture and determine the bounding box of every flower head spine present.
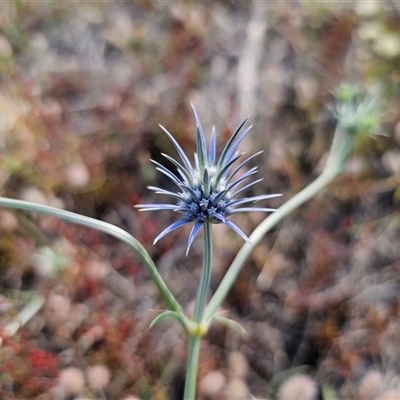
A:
[136,105,281,254]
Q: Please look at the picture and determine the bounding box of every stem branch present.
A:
[204,164,341,320]
[0,197,181,313]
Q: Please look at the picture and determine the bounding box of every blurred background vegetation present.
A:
[0,1,400,399]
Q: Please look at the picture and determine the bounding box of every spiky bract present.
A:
[137,106,280,254]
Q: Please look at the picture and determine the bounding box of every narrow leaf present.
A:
[203,168,210,197]
[159,124,193,173]
[217,117,249,169]
[223,125,253,166]
[228,207,279,213]
[186,221,203,255]
[147,186,184,201]
[209,126,216,165]
[224,220,250,243]
[229,178,263,198]
[161,153,193,185]
[149,311,179,329]
[154,219,190,244]
[191,105,208,169]
[227,194,281,208]
[226,150,263,184]
[226,167,258,192]
[151,160,181,184]
[215,152,244,186]
[136,204,178,211]
[194,153,200,171]
[212,315,248,337]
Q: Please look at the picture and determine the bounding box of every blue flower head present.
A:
[137,106,280,254]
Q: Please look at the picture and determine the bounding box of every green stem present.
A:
[204,160,342,321]
[193,222,213,323]
[0,197,181,313]
[184,221,213,400]
[184,335,202,400]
